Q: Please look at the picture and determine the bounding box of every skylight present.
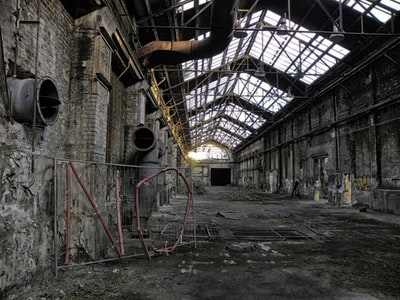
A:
[182,10,350,85]
[176,0,210,13]
[250,10,350,85]
[175,0,398,151]
[339,0,400,23]
[231,73,291,113]
[186,76,230,111]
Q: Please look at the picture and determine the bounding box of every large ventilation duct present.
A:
[7,77,60,126]
[132,126,157,154]
[137,0,238,67]
[132,126,165,219]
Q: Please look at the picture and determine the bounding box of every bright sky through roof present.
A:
[176,0,399,150]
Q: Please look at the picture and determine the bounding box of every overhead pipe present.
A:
[137,0,238,67]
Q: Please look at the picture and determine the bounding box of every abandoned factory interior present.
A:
[1,0,400,299]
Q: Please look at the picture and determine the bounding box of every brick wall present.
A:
[236,46,400,213]
[0,0,74,294]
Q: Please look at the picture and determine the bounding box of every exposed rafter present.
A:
[125,0,400,154]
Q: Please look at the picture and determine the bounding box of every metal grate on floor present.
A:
[185,224,222,240]
[171,224,314,242]
[229,228,312,241]
[158,223,221,241]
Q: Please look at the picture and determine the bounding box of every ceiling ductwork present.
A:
[137,0,238,68]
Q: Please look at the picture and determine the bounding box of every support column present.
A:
[65,8,114,162]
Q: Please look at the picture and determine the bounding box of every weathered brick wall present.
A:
[0,1,74,294]
[236,46,400,214]
[63,9,113,163]
[0,1,145,295]
[0,0,73,154]
[0,1,177,295]
[106,72,126,163]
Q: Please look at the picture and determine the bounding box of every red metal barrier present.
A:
[115,170,124,255]
[64,163,72,265]
[135,167,192,260]
[69,162,122,258]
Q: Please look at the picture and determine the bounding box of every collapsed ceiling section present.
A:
[128,0,399,154]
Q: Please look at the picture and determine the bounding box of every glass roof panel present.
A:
[237,33,253,57]
[186,76,230,110]
[342,0,400,23]
[188,106,222,127]
[177,0,211,13]
[182,60,196,81]
[225,37,240,60]
[174,0,398,150]
[225,103,264,130]
[182,8,351,87]
[219,119,252,138]
[249,10,350,85]
[190,122,214,139]
[233,73,292,113]
[213,128,241,147]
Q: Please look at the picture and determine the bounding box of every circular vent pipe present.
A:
[7,77,60,126]
[132,126,156,152]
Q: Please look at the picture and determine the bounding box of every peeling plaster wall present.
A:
[0,0,73,294]
[0,153,54,293]
[236,48,400,214]
[0,1,164,295]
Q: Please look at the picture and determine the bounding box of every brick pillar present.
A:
[65,9,113,162]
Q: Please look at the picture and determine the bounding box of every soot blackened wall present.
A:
[236,48,400,214]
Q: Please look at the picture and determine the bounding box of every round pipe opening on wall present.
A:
[7,77,60,126]
[132,126,156,152]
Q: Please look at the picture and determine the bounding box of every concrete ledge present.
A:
[373,189,400,215]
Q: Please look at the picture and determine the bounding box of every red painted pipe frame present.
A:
[115,169,124,255]
[69,161,122,257]
[64,163,72,265]
[135,167,193,260]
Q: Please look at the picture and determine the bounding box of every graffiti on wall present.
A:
[353,176,372,191]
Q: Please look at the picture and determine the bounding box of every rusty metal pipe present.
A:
[132,126,156,152]
[137,0,238,67]
[132,126,165,220]
[7,77,60,126]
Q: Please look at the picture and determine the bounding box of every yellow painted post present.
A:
[343,174,352,205]
[314,180,321,201]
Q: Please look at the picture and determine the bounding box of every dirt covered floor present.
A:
[5,187,400,299]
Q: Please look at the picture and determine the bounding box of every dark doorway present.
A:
[211,168,231,186]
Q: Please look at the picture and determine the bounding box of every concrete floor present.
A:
[6,187,400,299]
